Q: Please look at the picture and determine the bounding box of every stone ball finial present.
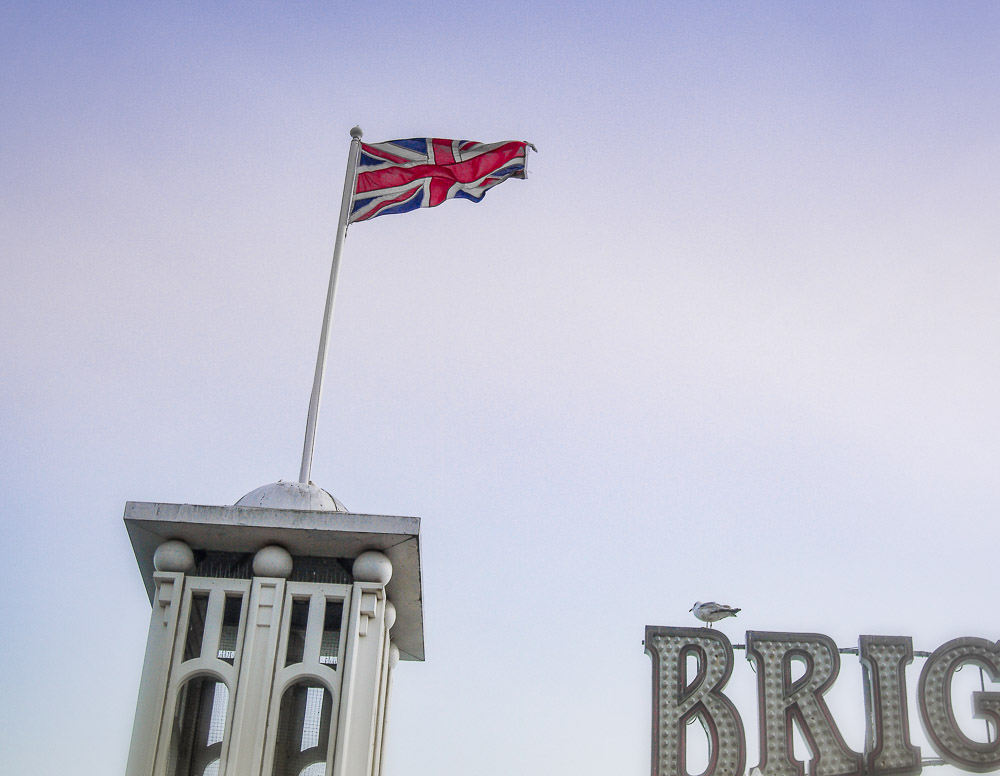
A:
[389,644,400,669]
[384,601,397,630]
[350,126,363,139]
[352,550,392,585]
[154,540,195,573]
[253,545,293,578]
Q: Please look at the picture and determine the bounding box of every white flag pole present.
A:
[299,126,364,484]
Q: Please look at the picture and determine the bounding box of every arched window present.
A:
[165,676,230,776]
[271,681,334,776]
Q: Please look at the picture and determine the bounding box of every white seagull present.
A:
[690,601,740,627]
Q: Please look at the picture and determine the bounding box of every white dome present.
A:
[235,481,348,512]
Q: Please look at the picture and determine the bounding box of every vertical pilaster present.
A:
[335,584,387,776]
[371,632,396,776]
[126,570,185,776]
[334,551,394,776]
[225,575,287,773]
[378,645,400,776]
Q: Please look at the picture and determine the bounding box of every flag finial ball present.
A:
[350,126,363,139]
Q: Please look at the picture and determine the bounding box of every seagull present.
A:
[690,601,740,627]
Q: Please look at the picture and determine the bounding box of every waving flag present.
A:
[296,127,534,486]
[349,138,533,223]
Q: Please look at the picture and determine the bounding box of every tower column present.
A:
[335,552,393,776]
[225,546,292,773]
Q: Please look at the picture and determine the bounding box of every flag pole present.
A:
[299,126,364,484]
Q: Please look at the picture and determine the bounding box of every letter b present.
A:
[646,626,746,776]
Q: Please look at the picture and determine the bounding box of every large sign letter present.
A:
[645,626,746,776]
[746,631,863,776]
[918,637,1000,772]
[859,635,921,776]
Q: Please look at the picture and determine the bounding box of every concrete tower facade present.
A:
[123,482,424,776]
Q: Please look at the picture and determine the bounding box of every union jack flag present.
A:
[349,138,533,224]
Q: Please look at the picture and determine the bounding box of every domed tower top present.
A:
[235,480,348,512]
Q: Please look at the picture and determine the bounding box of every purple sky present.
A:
[2,2,999,773]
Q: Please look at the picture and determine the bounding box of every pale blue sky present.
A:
[2,2,999,773]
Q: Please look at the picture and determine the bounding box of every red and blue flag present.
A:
[349,138,533,224]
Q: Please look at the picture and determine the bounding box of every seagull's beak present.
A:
[688,606,693,612]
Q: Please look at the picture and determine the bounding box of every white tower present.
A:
[124,481,424,776]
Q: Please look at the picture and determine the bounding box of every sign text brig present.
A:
[645,627,1000,776]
